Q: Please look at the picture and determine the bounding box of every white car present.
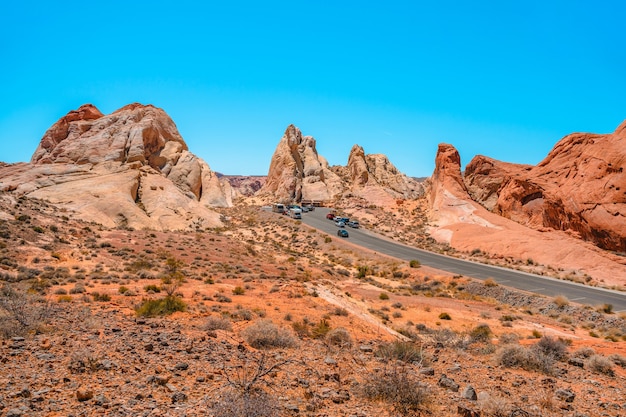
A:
[335,220,346,227]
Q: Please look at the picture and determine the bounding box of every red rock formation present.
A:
[465,121,626,252]
[1,103,230,230]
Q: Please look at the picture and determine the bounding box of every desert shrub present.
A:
[54,288,68,295]
[57,295,72,303]
[135,296,186,317]
[409,259,421,268]
[587,354,615,376]
[69,284,86,294]
[68,349,101,374]
[91,292,111,302]
[572,346,595,359]
[498,333,520,345]
[118,286,130,294]
[0,284,51,338]
[608,353,626,368]
[291,320,310,338]
[483,278,498,287]
[204,315,233,332]
[211,388,278,417]
[376,341,424,364]
[232,308,254,321]
[469,323,492,343]
[311,318,331,339]
[325,327,352,348]
[357,265,370,278]
[553,295,569,308]
[533,336,568,361]
[379,292,390,300]
[598,303,614,314]
[232,286,245,295]
[242,320,297,349]
[496,344,554,374]
[331,307,349,316]
[438,312,451,320]
[143,284,161,293]
[360,365,432,416]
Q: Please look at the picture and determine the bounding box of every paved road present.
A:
[299,207,626,312]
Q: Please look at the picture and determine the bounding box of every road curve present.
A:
[299,207,626,312]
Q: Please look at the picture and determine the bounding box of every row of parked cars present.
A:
[326,212,359,237]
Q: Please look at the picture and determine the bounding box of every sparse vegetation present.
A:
[135,296,187,317]
[242,320,297,349]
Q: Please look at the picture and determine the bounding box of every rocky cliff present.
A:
[345,144,423,200]
[258,125,343,202]
[465,121,626,252]
[260,126,422,204]
[0,103,230,231]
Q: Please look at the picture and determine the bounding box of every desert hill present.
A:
[0,103,231,231]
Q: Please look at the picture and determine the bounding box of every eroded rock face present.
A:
[0,103,230,231]
[259,125,343,202]
[465,121,626,252]
[259,127,423,204]
[346,144,423,199]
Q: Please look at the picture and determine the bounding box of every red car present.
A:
[326,213,335,220]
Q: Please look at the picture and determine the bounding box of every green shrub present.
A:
[409,259,420,268]
[379,292,390,300]
[118,286,130,294]
[135,296,186,317]
[242,320,297,349]
[311,318,331,339]
[232,286,245,295]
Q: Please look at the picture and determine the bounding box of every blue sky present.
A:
[1,1,624,177]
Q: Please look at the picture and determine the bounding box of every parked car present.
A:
[326,213,336,220]
[335,220,346,227]
[347,221,360,228]
[337,229,349,238]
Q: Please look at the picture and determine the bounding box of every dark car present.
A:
[337,229,349,238]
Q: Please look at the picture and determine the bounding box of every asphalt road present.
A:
[299,207,626,312]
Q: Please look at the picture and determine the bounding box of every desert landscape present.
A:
[0,104,625,417]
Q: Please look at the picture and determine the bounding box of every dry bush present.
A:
[204,315,233,332]
[360,365,432,416]
[533,336,568,361]
[478,393,511,417]
[608,353,626,368]
[587,354,615,376]
[211,388,278,417]
[496,344,555,374]
[325,327,352,348]
[469,323,492,343]
[376,341,425,364]
[0,284,51,338]
[242,319,297,349]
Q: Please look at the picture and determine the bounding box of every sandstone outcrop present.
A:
[259,126,423,204]
[426,142,626,283]
[465,121,626,252]
[346,144,423,201]
[0,103,230,231]
[259,125,343,202]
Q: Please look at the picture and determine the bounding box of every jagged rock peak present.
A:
[347,144,369,186]
[260,125,342,202]
[433,143,467,194]
[31,103,187,167]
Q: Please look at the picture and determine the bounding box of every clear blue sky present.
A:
[1,1,624,177]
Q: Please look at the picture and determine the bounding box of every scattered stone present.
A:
[457,405,480,417]
[171,391,187,403]
[174,362,189,371]
[76,387,94,402]
[556,388,575,403]
[462,385,477,401]
[324,357,337,365]
[438,374,460,392]
[420,367,435,376]
[359,345,373,353]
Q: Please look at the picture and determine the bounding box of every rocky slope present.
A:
[425,142,626,286]
[259,125,423,204]
[465,121,626,252]
[0,103,230,231]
